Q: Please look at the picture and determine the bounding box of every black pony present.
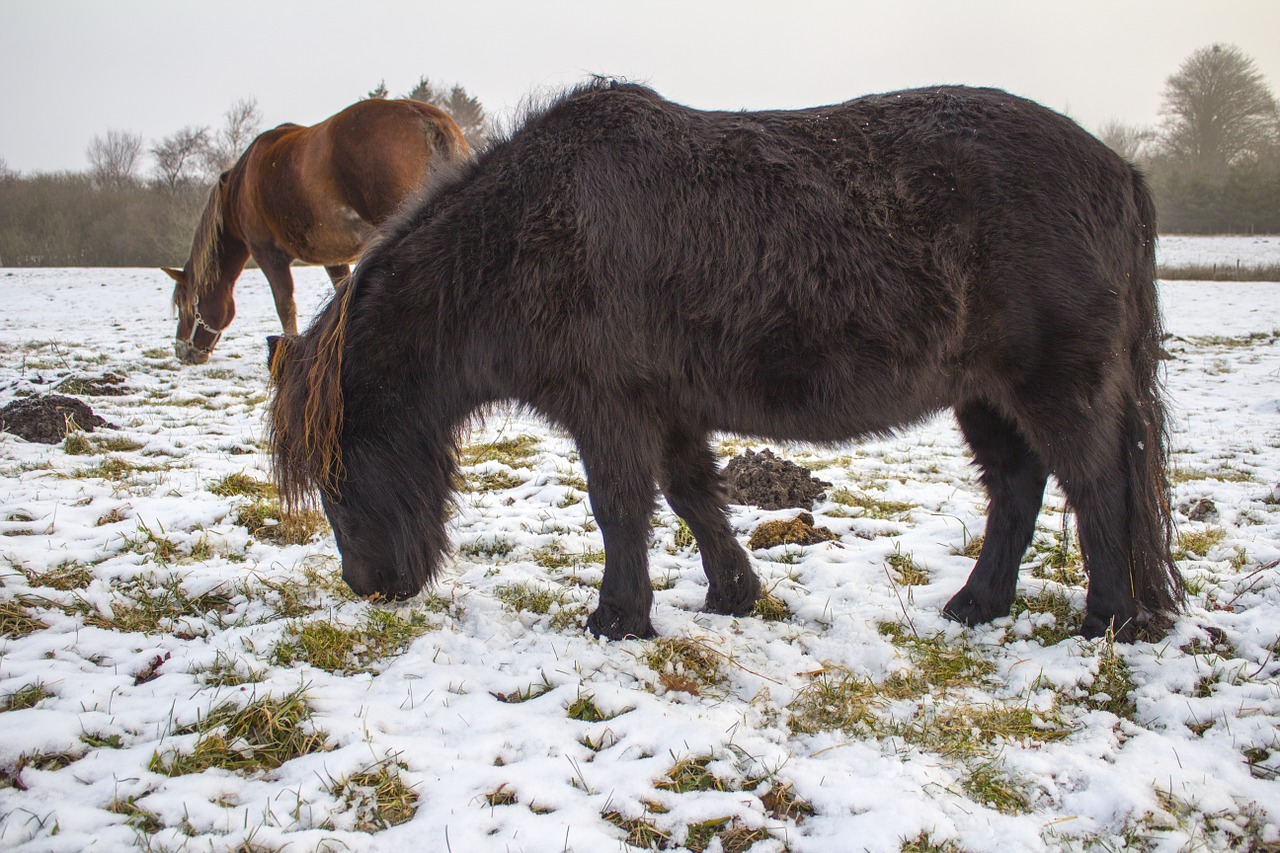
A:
[268,81,1182,642]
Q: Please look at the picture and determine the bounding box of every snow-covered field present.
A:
[1,241,1278,852]
[1158,235,1280,269]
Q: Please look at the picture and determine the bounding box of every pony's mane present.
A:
[174,178,226,313]
[269,275,358,511]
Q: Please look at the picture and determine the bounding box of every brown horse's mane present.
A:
[174,178,227,314]
[269,273,358,511]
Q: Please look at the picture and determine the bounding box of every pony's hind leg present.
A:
[659,430,761,617]
[576,427,661,640]
[1000,394,1146,640]
[944,401,1049,627]
[1057,461,1140,640]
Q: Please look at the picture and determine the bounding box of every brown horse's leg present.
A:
[325,264,351,287]
[254,248,299,335]
[575,422,661,640]
[659,429,760,617]
[944,401,1049,627]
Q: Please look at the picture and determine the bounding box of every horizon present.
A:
[2,0,1279,175]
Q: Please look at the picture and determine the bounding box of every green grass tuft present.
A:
[0,600,48,638]
[1010,587,1082,644]
[1174,527,1228,560]
[460,435,540,467]
[1086,639,1137,720]
[235,498,328,545]
[646,637,725,694]
[886,544,930,586]
[753,592,792,621]
[107,796,163,834]
[210,472,274,499]
[828,487,915,519]
[458,537,515,560]
[149,689,330,776]
[530,542,605,570]
[1,681,51,712]
[567,693,607,722]
[494,582,571,616]
[82,573,236,634]
[332,759,419,832]
[657,754,730,793]
[272,609,430,673]
[27,560,93,591]
[603,809,669,848]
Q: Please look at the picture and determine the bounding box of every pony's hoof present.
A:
[1080,612,1137,642]
[942,588,1009,626]
[705,570,762,617]
[586,607,656,641]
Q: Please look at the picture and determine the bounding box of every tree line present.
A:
[1,52,1277,267]
[1100,44,1280,234]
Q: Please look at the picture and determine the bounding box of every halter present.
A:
[178,296,224,358]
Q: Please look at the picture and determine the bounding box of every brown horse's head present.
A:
[166,175,236,364]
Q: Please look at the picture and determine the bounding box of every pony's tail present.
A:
[1124,169,1184,624]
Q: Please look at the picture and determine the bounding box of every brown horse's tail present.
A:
[1124,169,1183,624]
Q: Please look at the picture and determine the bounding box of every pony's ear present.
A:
[161,267,185,285]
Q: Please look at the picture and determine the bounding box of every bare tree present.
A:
[0,155,14,181]
[208,97,263,171]
[404,75,491,147]
[151,126,212,191]
[1097,119,1156,163]
[1159,43,1279,178]
[86,129,143,188]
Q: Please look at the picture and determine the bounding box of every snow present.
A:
[0,238,1278,852]
[1158,235,1280,269]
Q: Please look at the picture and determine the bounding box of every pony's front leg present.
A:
[577,433,660,640]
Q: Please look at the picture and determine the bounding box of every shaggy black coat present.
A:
[269,80,1181,641]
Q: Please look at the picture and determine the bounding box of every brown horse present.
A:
[163,99,470,364]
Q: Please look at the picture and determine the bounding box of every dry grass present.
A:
[210,471,274,499]
[460,434,540,467]
[235,498,328,545]
[149,689,330,776]
[645,637,726,695]
[272,609,430,673]
[0,600,48,638]
[331,759,419,832]
[828,487,915,519]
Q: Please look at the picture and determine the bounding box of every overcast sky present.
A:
[2,0,1278,174]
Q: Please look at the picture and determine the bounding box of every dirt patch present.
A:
[0,395,110,443]
[723,448,831,510]
[747,512,839,550]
